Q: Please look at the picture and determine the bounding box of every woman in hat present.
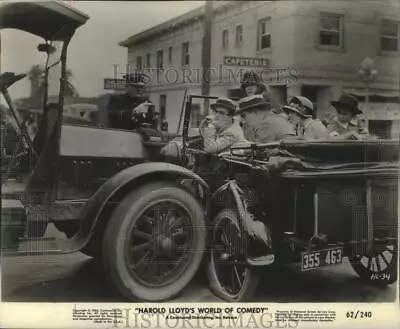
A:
[240,71,266,97]
[240,71,284,138]
[240,71,282,112]
[328,94,369,140]
[283,96,329,140]
[199,97,246,153]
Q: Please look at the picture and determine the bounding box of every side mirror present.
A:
[37,44,56,54]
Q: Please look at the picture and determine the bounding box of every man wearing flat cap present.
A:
[237,94,296,143]
[106,72,154,130]
[327,94,369,140]
[283,96,329,140]
[200,97,246,153]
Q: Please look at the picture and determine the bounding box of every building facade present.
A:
[120,0,400,138]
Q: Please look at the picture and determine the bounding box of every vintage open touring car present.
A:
[1,1,398,303]
[166,94,399,301]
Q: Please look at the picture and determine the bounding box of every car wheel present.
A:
[349,240,397,286]
[207,208,259,302]
[102,181,206,302]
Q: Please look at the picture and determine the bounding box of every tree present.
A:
[28,65,44,99]
[64,69,79,98]
[33,66,79,99]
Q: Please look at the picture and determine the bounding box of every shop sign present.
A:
[104,78,126,90]
[223,56,269,67]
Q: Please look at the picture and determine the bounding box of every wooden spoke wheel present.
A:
[207,208,259,302]
[102,181,206,301]
[349,240,397,286]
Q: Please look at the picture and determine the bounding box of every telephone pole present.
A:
[201,0,213,115]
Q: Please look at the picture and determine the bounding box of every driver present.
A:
[237,94,296,143]
[199,97,246,154]
[107,72,152,130]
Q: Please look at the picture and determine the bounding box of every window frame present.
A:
[181,42,190,66]
[318,12,344,49]
[168,46,173,65]
[146,53,151,67]
[257,17,271,51]
[136,55,142,69]
[235,24,243,46]
[222,28,229,49]
[159,94,167,119]
[156,49,164,70]
[380,19,399,52]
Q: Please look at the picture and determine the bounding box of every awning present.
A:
[0,1,89,41]
[343,88,400,98]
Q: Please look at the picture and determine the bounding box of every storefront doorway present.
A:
[369,120,392,139]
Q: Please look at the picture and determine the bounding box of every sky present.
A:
[1,1,204,99]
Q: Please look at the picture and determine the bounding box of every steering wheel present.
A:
[0,72,27,91]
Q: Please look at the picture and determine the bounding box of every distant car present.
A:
[62,103,99,126]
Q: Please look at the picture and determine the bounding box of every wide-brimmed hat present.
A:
[283,96,313,118]
[240,71,262,88]
[331,94,362,115]
[236,94,271,115]
[210,97,237,115]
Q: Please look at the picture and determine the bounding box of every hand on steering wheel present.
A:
[199,117,216,138]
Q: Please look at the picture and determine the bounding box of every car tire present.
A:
[207,208,259,302]
[349,241,397,286]
[102,181,206,302]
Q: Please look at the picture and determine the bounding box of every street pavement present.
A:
[1,251,397,303]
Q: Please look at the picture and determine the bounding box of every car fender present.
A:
[211,179,273,264]
[70,162,209,251]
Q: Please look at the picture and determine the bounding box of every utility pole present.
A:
[201,0,213,115]
[358,57,378,131]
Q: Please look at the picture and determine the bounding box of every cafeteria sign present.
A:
[104,78,126,90]
[223,56,269,67]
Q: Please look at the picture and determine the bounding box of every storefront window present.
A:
[369,120,392,139]
[380,19,398,51]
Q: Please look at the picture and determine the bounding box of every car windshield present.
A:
[44,41,63,106]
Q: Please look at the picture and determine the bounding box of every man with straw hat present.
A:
[282,96,329,140]
[200,97,246,153]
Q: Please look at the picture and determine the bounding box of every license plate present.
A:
[301,247,343,271]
